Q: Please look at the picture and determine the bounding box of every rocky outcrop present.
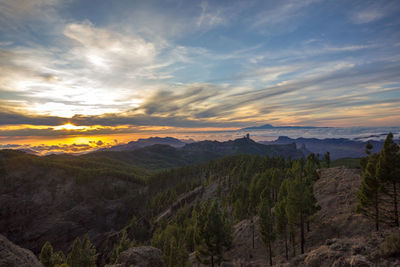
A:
[116,246,163,267]
[0,234,43,267]
[286,235,400,267]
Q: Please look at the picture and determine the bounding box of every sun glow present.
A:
[53,123,88,131]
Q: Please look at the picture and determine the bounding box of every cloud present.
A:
[0,140,114,155]
[0,22,175,118]
[0,109,65,126]
[64,21,157,70]
[251,0,320,33]
[197,1,226,28]
[0,0,62,24]
[349,1,400,24]
[351,9,385,24]
[1,54,399,132]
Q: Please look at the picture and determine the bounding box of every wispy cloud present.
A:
[250,0,320,33]
[349,1,397,24]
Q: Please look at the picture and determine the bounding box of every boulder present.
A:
[117,246,163,267]
[0,234,43,267]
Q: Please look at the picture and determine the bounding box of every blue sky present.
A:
[0,0,400,152]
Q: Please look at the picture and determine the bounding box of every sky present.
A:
[1,0,400,154]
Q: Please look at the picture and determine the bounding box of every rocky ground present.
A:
[0,234,43,267]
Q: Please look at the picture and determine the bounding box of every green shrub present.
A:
[380,233,400,257]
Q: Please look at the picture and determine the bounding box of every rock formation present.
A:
[0,234,43,267]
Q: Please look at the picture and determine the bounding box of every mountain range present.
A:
[261,136,386,160]
[100,135,387,161]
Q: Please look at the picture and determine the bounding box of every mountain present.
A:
[105,136,186,151]
[261,136,385,160]
[182,136,304,158]
[84,136,305,171]
[85,144,220,170]
[241,124,327,131]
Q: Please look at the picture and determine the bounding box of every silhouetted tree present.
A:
[324,152,330,168]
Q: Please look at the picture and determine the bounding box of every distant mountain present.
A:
[182,136,304,159]
[86,144,220,170]
[105,137,186,151]
[261,136,386,160]
[240,124,327,131]
[87,136,305,170]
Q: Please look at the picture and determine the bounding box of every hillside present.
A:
[0,149,149,254]
[184,167,399,266]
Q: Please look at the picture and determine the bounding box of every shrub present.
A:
[380,233,400,257]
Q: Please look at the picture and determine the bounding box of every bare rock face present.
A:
[0,234,43,267]
[116,246,163,267]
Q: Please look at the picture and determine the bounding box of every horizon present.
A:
[1,0,400,154]
[3,125,399,155]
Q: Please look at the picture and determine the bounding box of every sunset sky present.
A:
[1,0,400,153]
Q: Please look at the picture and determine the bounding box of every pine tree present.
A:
[356,153,381,231]
[324,152,330,168]
[248,177,257,249]
[258,198,275,266]
[40,241,54,267]
[271,168,283,202]
[67,237,81,267]
[377,133,400,226]
[304,153,319,181]
[67,235,96,267]
[275,199,289,260]
[195,200,232,267]
[51,251,66,266]
[151,223,188,267]
[110,229,134,263]
[286,177,319,254]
